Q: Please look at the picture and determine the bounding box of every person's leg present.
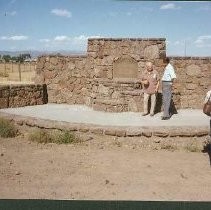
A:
[150,93,156,116]
[143,93,150,115]
[162,82,172,118]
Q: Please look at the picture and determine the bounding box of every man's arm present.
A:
[170,66,176,81]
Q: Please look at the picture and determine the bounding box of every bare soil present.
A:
[1,132,211,201]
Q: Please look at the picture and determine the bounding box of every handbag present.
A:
[203,95,211,116]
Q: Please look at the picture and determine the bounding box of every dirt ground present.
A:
[1,131,211,201]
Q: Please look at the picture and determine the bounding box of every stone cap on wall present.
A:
[88,38,166,41]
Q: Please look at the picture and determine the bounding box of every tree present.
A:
[11,56,18,62]
[2,55,11,62]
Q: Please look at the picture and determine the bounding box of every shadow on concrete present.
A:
[170,99,178,115]
[42,84,48,104]
[154,93,178,115]
[154,93,162,114]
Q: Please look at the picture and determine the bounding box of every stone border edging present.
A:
[0,112,208,138]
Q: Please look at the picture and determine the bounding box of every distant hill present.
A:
[0,50,86,58]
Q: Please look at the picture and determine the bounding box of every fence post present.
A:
[18,61,21,81]
[4,61,6,75]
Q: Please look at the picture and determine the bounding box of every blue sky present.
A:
[0,0,211,56]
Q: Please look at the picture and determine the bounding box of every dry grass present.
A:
[0,118,18,138]
[28,128,81,144]
[185,142,202,153]
[0,62,36,83]
[160,143,178,151]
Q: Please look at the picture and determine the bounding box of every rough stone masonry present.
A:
[33,38,211,112]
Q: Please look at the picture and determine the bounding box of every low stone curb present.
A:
[0,112,209,138]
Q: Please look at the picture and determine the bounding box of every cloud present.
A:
[198,35,211,39]
[51,9,72,18]
[0,35,28,40]
[194,35,211,47]
[72,35,100,46]
[160,3,180,10]
[39,35,101,50]
[53,35,101,43]
[54,35,70,41]
[74,35,87,41]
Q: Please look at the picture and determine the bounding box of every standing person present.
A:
[203,89,211,164]
[141,61,160,116]
[203,89,211,136]
[161,57,176,120]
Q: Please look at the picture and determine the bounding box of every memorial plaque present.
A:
[113,57,138,79]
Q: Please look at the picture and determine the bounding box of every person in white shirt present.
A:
[204,90,211,104]
[161,57,176,120]
[204,89,211,137]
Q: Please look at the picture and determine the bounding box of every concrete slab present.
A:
[0,103,209,127]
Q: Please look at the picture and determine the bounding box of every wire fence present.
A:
[0,62,36,84]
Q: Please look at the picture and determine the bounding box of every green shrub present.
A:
[0,118,17,138]
[28,129,80,144]
[54,130,79,144]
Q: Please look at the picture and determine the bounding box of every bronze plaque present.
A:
[113,57,138,78]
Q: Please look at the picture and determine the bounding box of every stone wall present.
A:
[0,84,47,109]
[35,38,211,112]
[85,38,167,112]
[35,38,169,112]
[87,38,166,79]
[35,55,88,104]
[170,57,211,108]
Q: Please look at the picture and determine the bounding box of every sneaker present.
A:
[142,113,148,116]
[150,113,154,117]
